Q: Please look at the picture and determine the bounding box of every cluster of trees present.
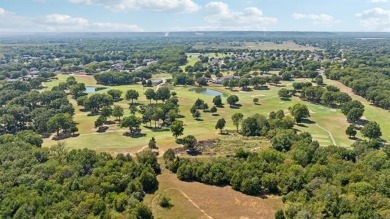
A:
[0,80,77,137]
[0,135,157,218]
[166,124,390,219]
[94,71,152,86]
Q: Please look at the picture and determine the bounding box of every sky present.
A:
[0,0,389,32]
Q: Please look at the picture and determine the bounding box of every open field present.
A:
[192,41,321,51]
[146,170,283,219]
[42,74,355,152]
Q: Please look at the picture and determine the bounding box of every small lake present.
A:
[190,88,224,97]
[85,87,96,94]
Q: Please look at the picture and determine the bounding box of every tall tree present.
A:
[361,121,382,141]
[215,118,226,134]
[231,113,244,132]
[126,89,139,104]
[144,89,156,104]
[170,120,184,139]
[112,105,124,121]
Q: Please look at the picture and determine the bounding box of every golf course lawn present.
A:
[42,74,358,154]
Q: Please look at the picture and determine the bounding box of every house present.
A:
[212,75,240,84]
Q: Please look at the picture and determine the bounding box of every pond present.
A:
[190,88,225,97]
[85,87,96,94]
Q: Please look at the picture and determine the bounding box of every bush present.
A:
[158,194,172,208]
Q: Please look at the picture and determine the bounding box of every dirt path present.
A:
[315,123,337,145]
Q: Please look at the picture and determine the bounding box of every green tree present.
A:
[126,89,139,104]
[213,95,223,107]
[94,115,107,128]
[215,118,226,134]
[144,89,156,104]
[278,88,290,100]
[170,120,184,139]
[107,89,123,101]
[70,83,86,99]
[193,110,201,120]
[289,103,310,123]
[148,137,157,149]
[227,95,239,107]
[182,135,197,152]
[112,105,124,121]
[253,97,259,105]
[347,108,364,123]
[346,124,357,138]
[361,121,382,141]
[231,113,244,132]
[121,115,142,134]
[47,113,73,136]
[210,106,218,115]
[100,106,112,118]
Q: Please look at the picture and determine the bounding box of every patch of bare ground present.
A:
[150,171,283,219]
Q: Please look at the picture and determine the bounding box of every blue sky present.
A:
[0,0,389,32]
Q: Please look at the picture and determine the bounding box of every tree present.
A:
[70,83,86,99]
[95,115,107,128]
[47,113,73,136]
[278,88,290,100]
[215,118,226,134]
[193,110,201,120]
[213,95,223,107]
[16,130,43,147]
[156,87,171,102]
[210,106,218,115]
[182,135,197,152]
[107,89,123,101]
[232,113,244,132]
[112,105,124,121]
[361,121,382,141]
[289,103,310,123]
[100,106,112,118]
[346,124,357,138]
[121,115,142,134]
[253,98,259,105]
[148,137,157,149]
[126,89,139,104]
[170,120,184,139]
[227,95,239,107]
[144,89,156,104]
[347,108,364,123]
[341,100,364,115]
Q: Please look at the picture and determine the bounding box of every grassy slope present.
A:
[43,74,354,152]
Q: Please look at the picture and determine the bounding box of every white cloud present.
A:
[0,8,11,15]
[292,13,339,25]
[197,1,276,31]
[369,0,387,3]
[0,10,142,32]
[44,14,89,26]
[356,8,390,31]
[69,0,200,13]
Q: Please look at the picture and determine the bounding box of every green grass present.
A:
[180,54,199,72]
[324,78,390,143]
[43,74,355,152]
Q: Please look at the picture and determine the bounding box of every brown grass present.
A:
[147,170,283,219]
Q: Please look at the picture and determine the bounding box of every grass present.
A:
[324,77,390,143]
[42,74,355,152]
[146,170,283,219]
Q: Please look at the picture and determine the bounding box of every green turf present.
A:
[43,74,355,152]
